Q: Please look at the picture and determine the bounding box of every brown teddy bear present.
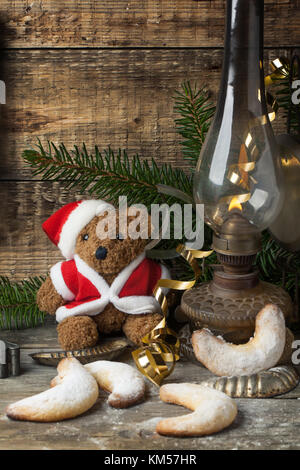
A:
[36,199,170,351]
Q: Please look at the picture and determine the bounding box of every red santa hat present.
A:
[42,199,114,259]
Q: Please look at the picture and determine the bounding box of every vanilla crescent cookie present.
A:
[6,358,99,422]
[85,360,146,408]
[192,303,286,377]
[156,383,237,437]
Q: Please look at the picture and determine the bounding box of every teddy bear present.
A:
[36,199,171,351]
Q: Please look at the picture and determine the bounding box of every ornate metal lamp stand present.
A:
[179,0,299,397]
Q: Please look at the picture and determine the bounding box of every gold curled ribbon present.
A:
[265,91,279,123]
[263,58,288,122]
[132,245,213,386]
[224,58,284,210]
[219,192,251,206]
[264,57,290,87]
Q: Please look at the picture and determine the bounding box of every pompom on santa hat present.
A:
[42,199,114,259]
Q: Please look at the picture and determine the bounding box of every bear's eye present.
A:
[116,233,124,241]
[82,234,89,241]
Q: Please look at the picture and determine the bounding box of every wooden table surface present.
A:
[0,320,300,451]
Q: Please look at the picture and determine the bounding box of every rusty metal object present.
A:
[181,281,293,343]
[200,366,299,398]
[30,337,129,367]
[213,212,261,257]
[0,340,20,378]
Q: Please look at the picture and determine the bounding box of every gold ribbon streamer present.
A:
[265,91,279,123]
[264,57,290,87]
[219,192,251,206]
[264,57,288,122]
[224,59,284,210]
[132,245,213,387]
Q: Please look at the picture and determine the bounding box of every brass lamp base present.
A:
[179,279,296,397]
[177,212,297,397]
[180,279,293,343]
[180,212,293,342]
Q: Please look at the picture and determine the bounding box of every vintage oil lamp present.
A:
[180,0,293,344]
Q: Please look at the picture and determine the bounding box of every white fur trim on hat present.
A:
[58,200,114,259]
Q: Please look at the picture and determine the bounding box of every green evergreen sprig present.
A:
[257,232,300,295]
[23,141,193,208]
[0,276,45,329]
[173,82,215,166]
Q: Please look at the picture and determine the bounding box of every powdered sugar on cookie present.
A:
[85,360,146,408]
[156,383,237,436]
[6,358,99,422]
[192,303,286,376]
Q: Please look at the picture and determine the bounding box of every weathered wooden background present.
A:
[0,0,299,281]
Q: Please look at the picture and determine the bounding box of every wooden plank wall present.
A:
[0,0,299,281]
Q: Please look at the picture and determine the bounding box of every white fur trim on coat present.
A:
[55,254,170,322]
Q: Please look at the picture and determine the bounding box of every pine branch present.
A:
[22,140,193,208]
[257,232,300,286]
[173,81,215,167]
[0,276,46,329]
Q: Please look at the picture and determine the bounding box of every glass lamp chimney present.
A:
[193,0,284,234]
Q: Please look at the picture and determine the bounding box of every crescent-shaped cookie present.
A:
[85,360,146,408]
[192,303,286,376]
[6,358,99,422]
[156,383,237,437]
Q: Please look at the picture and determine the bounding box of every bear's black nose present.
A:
[95,246,108,260]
